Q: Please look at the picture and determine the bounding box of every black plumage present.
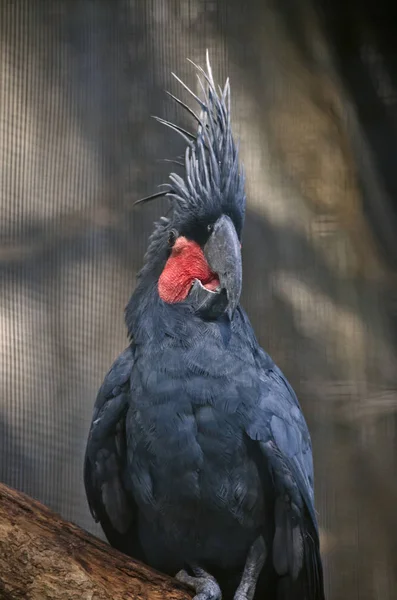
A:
[84,52,325,600]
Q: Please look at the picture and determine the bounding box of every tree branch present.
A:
[0,482,192,600]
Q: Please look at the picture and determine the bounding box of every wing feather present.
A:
[246,359,325,600]
[84,346,139,554]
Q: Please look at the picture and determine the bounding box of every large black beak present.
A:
[203,214,242,317]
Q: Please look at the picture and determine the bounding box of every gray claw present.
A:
[176,567,222,600]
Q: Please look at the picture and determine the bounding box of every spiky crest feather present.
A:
[135,51,246,229]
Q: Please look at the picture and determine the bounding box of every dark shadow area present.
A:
[315,0,397,268]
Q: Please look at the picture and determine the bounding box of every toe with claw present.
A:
[176,565,222,600]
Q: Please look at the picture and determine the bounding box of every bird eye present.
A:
[207,223,214,233]
[168,229,178,247]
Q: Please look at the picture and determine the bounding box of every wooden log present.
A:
[0,482,192,600]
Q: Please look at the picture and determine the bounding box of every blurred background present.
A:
[1,1,397,598]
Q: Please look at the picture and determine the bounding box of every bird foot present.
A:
[176,566,222,600]
[233,536,267,600]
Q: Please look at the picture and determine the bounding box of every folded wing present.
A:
[84,346,141,557]
[246,361,325,600]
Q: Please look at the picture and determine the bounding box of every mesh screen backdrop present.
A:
[1,2,397,599]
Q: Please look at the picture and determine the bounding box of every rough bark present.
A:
[0,483,192,600]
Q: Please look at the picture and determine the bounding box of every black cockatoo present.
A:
[84,53,325,600]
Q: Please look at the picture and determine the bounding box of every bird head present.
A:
[128,53,245,336]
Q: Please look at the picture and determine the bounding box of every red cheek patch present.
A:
[158,236,220,303]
